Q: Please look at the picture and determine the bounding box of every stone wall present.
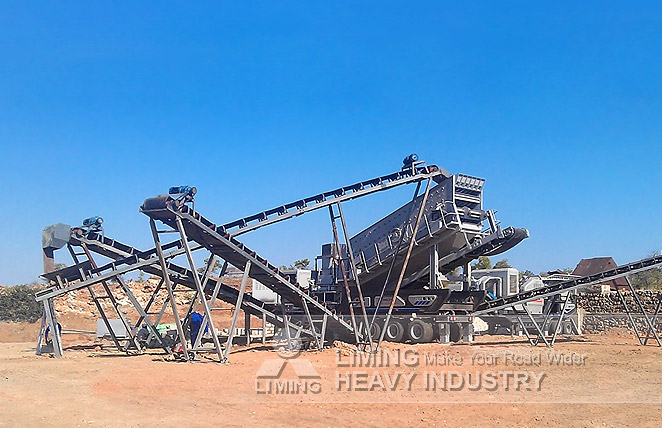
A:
[576,291,662,334]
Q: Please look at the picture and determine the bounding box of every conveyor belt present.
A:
[220,164,449,236]
[36,232,310,336]
[141,198,355,333]
[473,254,662,315]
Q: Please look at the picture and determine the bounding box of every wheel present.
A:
[406,319,434,343]
[360,320,382,343]
[563,320,573,335]
[384,319,405,342]
[449,322,462,343]
[487,323,498,335]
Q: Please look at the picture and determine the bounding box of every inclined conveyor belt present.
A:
[141,197,355,333]
[473,253,662,315]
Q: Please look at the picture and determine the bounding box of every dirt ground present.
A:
[1,323,661,428]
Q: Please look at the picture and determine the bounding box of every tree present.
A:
[293,259,310,269]
[279,258,311,270]
[471,256,492,270]
[630,251,662,290]
[494,259,512,269]
[197,257,223,275]
[519,269,535,281]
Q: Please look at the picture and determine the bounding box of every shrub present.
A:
[0,285,43,323]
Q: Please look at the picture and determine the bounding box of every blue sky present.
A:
[1,2,661,284]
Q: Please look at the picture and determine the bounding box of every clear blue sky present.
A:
[1,2,661,285]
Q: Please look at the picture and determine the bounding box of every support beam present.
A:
[643,295,662,346]
[175,216,224,362]
[149,218,190,361]
[429,244,439,289]
[377,178,432,351]
[522,305,551,348]
[281,301,293,352]
[43,299,62,357]
[550,293,571,346]
[616,287,645,346]
[335,202,373,352]
[329,205,362,347]
[224,261,251,360]
[369,180,422,329]
[625,277,661,347]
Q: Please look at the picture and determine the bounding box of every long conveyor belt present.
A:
[220,163,448,236]
[141,197,355,333]
[473,253,662,315]
[36,231,314,337]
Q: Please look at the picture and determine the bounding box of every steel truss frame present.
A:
[484,266,662,348]
[36,229,316,361]
[614,277,661,347]
[141,195,356,354]
[36,239,167,357]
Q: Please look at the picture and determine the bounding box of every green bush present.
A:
[0,285,43,323]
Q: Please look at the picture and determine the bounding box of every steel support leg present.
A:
[550,294,571,346]
[523,305,552,348]
[626,277,662,346]
[35,311,46,355]
[301,298,323,350]
[377,179,432,351]
[69,260,124,351]
[43,299,63,357]
[133,278,164,328]
[616,287,644,345]
[369,181,422,329]
[80,244,142,352]
[517,314,535,346]
[245,311,251,346]
[534,296,558,346]
[192,259,228,353]
[320,314,328,346]
[281,301,293,351]
[335,202,373,352]
[146,291,172,344]
[643,294,662,346]
[224,261,251,360]
[262,313,267,345]
[149,218,190,361]
[429,244,439,289]
[116,276,170,354]
[175,217,224,362]
[329,205,362,347]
